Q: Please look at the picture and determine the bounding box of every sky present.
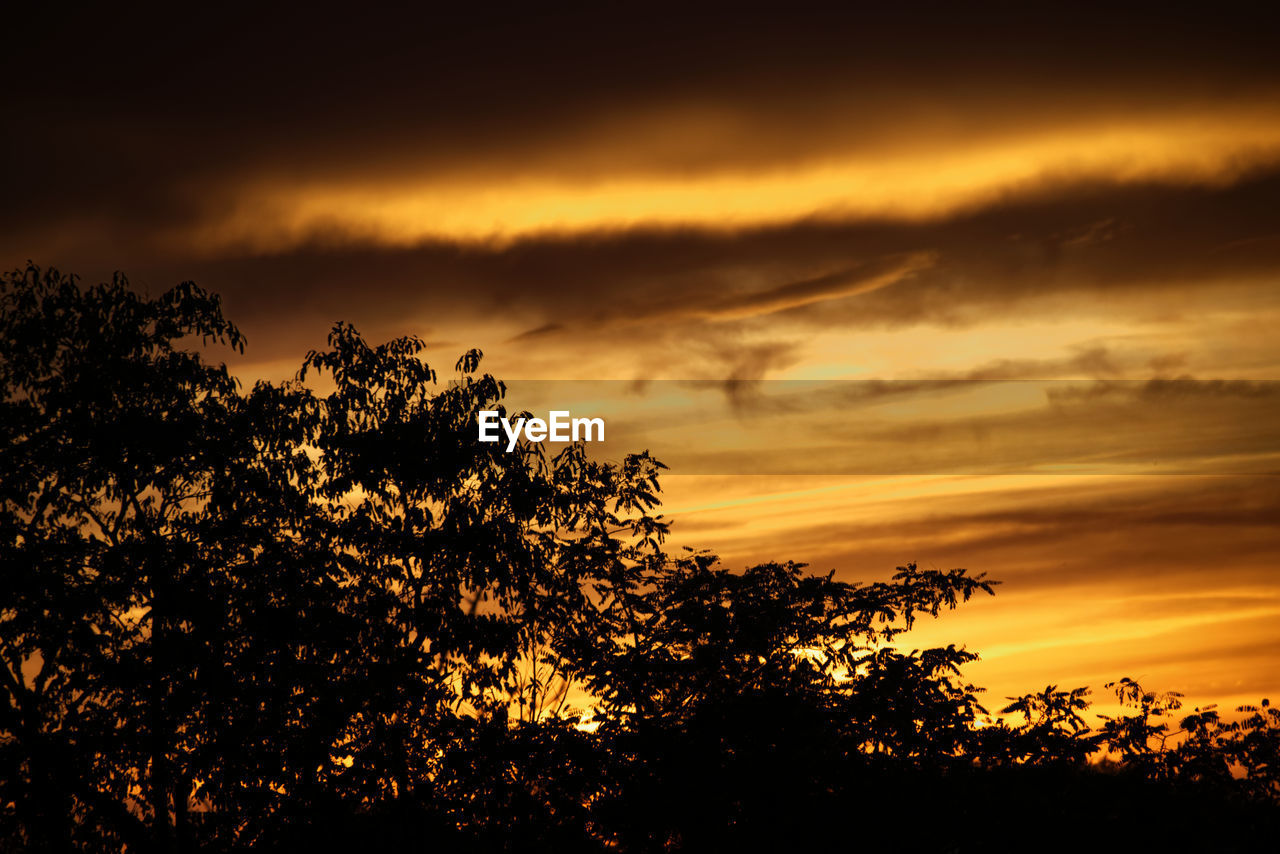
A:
[4,4,1278,715]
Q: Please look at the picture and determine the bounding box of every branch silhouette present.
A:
[2,266,1276,851]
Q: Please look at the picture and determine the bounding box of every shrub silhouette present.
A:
[2,266,1277,851]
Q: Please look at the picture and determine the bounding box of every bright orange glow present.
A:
[192,106,1280,253]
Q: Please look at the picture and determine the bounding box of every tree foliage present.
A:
[2,266,1276,851]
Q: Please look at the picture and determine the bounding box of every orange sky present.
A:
[4,5,1278,716]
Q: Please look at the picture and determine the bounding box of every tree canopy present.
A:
[2,265,1277,851]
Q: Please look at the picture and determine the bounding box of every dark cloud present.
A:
[691,254,935,322]
[4,5,1279,383]
[5,4,1280,266]
[26,167,1271,369]
[9,5,1278,158]
[1047,378,1280,402]
[707,347,1136,414]
[507,323,564,343]
[685,475,1280,591]
[944,348,1125,380]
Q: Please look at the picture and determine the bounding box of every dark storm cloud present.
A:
[9,4,1279,166]
[5,2,1280,382]
[52,166,1275,367]
[5,3,1280,262]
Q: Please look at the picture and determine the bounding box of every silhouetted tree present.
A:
[560,555,996,849]
[3,265,1277,852]
[282,319,668,848]
[0,266,669,850]
[0,266,376,850]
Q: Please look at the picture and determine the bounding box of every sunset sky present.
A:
[5,5,1278,716]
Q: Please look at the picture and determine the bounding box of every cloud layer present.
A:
[4,3,1278,711]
